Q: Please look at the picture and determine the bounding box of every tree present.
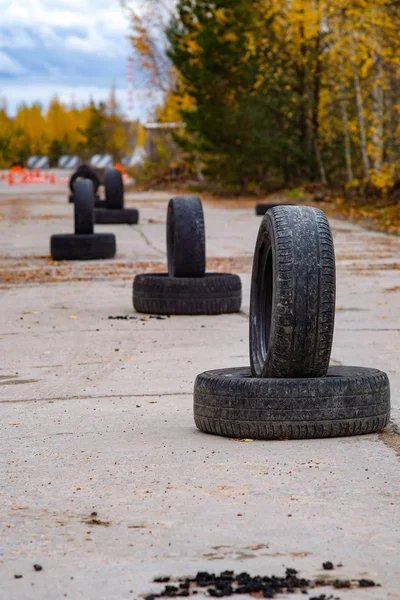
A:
[165,0,400,192]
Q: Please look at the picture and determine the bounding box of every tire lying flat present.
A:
[167,196,206,277]
[133,273,241,315]
[255,203,294,216]
[95,208,139,225]
[105,168,124,209]
[50,233,116,261]
[250,205,335,379]
[69,164,100,194]
[194,366,390,440]
[73,179,94,235]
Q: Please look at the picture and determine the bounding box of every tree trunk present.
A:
[350,38,370,180]
[372,60,384,176]
[312,25,323,182]
[315,140,327,184]
[332,15,353,182]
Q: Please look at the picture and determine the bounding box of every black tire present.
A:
[105,168,124,209]
[255,203,295,216]
[167,196,206,277]
[95,196,106,209]
[194,366,390,440]
[250,206,335,379]
[95,208,139,225]
[69,164,100,193]
[50,233,116,261]
[133,273,241,315]
[69,194,104,208]
[73,179,94,235]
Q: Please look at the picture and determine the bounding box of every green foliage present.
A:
[166,0,400,193]
[167,1,318,188]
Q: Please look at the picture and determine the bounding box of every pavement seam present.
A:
[0,391,191,404]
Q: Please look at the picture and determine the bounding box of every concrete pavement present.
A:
[0,174,399,599]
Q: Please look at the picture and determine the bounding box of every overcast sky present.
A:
[0,0,163,119]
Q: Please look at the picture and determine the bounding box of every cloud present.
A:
[0,51,25,76]
[0,0,164,118]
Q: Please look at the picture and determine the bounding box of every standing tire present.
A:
[95,208,139,225]
[73,179,94,235]
[194,366,390,440]
[105,168,124,209]
[69,194,104,208]
[255,203,294,216]
[50,233,116,261]
[250,206,335,379]
[69,164,100,194]
[133,273,241,315]
[167,196,206,277]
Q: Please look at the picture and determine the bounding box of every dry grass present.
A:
[0,255,252,286]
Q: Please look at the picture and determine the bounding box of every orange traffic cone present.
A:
[8,173,14,185]
[50,174,56,184]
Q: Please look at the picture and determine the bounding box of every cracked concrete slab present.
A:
[0,174,399,599]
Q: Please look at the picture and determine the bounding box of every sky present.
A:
[0,0,164,120]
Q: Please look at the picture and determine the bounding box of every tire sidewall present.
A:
[250,212,277,377]
[69,165,100,193]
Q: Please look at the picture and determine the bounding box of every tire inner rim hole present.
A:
[257,243,273,370]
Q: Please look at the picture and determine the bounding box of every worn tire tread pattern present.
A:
[250,206,335,378]
[50,233,116,261]
[95,208,139,225]
[193,366,390,439]
[105,168,124,209]
[167,196,206,277]
[73,179,94,235]
[133,273,241,315]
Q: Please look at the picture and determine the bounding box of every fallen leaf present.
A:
[69,315,78,319]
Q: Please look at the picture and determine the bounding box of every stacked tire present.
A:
[133,196,242,315]
[51,178,116,261]
[194,206,390,439]
[95,168,139,225]
[255,202,294,215]
[68,164,105,208]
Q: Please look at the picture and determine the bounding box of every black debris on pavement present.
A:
[358,579,376,587]
[108,315,170,321]
[322,562,334,570]
[145,569,379,599]
[33,564,43,572]
[108,315,138,320]
[333,580,351,589]
[309,596,339,600]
